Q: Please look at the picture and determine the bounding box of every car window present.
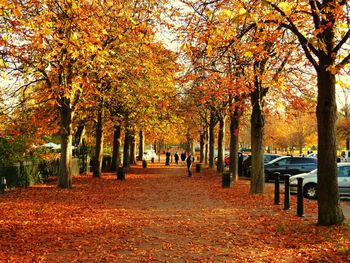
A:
[338,166,350,177]
[289,158,300,164]
[307,158,317,164]
[276,158,291,165]
[264,156,275,162]
[293,158,316,164]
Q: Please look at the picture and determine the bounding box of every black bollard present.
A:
[196,163,201,172]
[284,174,291,210]
[297,177,304,217]
[142,160,147,168]
[222,172,232,188]
[117,167,125,181]
[274,172,280,205]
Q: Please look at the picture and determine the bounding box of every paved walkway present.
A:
[0,163,349,262]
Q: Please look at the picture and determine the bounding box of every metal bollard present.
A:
[297,177,304,217]
[284,174,291,210]
[117,167,126,181]
[195,163,201,172]
[142,160,147,168]
[274,172,280,205]
[222,172,232,188]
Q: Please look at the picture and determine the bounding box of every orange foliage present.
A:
[0,165,349,261]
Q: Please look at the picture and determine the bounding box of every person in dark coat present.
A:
[174,152,179,165]
[180,151,186,165]
[186,152,193,177]
[165,151,171,166]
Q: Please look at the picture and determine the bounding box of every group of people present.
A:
[165,150,194,177]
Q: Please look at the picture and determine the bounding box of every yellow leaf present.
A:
[222,10,235,18]
[277,2,292,16]
[244,51,253,57]
[206,45,212,56]
[238,8,247,16]
[0,59,8,68]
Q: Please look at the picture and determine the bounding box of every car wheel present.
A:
[303,183,317,199]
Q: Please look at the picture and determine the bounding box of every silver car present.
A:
[289,163,350,199]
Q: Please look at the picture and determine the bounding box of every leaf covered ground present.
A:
[0,163,349,262]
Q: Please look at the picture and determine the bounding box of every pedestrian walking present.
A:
[174,152,179,165]
[186,152,193,177]
[180,152,186,165]
[165,150,171,166]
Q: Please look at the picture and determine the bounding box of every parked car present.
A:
[243,153,283,176]
[307,152,317,158]
[289,163,350,199]
[264,156,317,182]
[137,150,157,161]
[215,152,248,167]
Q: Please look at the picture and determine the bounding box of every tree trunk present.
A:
[199,130,205,163]
[205,128,208,164]
[111,125,121,172]
[58,97,73,189]
[250,88,265,194]
[316,68,344,225]
[123,129,131,168]
[229,107,240,181]
[217,115,226,173]
[186,128,191,153]
[130,131,136,165]
[93,99,104,177]
[74,124,85,148]
[139,129,144,161]
[209,112,216,169]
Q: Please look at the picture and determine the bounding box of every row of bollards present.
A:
[274,172,304,217]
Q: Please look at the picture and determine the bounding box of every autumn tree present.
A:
[265,0,350,225]
[178,1,252,172]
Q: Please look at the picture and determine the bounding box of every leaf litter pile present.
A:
[0,164,349,262]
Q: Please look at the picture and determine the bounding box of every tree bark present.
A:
[205,128,208,165]
[229,106,240,181]
[111,125,121,172]
[250,88,265,194]
[138,129,144,161]
[130,131,136,165]
[58,97,73,189]
[199,130,205,163]
[74,124,85,148]
[123,128,131,168]
[208,111,216,169]
[186,128,191,153]
[93,99,104,177]
[217,115,226,173]
[316,68,344,225]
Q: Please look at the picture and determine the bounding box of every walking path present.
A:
[0,163,349,262]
